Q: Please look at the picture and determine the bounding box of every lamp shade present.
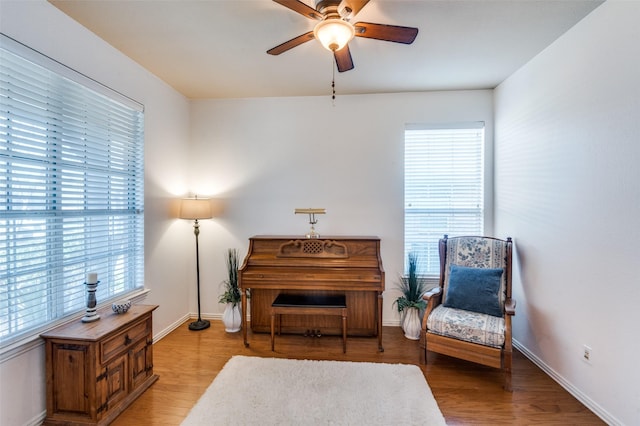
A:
[314,18,355,52]
[179,197,212,220]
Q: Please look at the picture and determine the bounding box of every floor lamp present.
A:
[180,196,213,331]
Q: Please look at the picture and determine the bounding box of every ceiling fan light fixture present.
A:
[313,18,355,52]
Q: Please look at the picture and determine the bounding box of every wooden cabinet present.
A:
[41,304,158,426]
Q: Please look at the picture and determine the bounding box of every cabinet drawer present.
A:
[100,317,150,364]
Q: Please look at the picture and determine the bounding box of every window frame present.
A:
[0,34,145,352]
[404,122,486,277]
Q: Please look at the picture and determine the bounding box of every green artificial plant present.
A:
[218,248,241,307]
[393,251,428,313]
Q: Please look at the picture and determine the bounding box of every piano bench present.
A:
[271,293,347,353]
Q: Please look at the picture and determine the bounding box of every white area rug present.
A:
[181,355,446,426]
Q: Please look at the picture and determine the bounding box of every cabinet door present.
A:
[129,337,153,390]
[97,353,129,419]
[49,342,93,419]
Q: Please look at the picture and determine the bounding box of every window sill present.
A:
[0,288,150,363]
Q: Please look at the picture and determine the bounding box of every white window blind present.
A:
[0,35,145,347]
[404,123,484,275]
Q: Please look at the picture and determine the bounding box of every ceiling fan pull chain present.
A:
[332,78,336,103]
[332,57,336,105]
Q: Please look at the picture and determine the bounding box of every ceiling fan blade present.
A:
[338,0,370,19]
[354,22,418,44]
[273,0,323,20]
[334,44,354,72]
[267,31,315,55]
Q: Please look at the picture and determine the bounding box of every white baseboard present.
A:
[153,313,190,342]
[513,339,620,425]
[153,312,403,340]
[152,311,235,343]
[23,412,46,426]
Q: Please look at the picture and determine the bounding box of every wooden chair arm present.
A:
[421,287,443,330]
[504,298,516,316]
[423,286,442,300]
[422,287,442,311]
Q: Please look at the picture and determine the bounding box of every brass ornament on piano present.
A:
[294,208,326,239]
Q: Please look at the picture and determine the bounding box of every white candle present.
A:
[86,272,98,284]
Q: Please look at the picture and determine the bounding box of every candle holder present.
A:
[81,280,101,323]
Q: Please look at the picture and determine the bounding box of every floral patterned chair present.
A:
[420,235,515,391]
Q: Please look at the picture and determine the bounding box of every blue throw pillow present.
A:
[443,264,503,317]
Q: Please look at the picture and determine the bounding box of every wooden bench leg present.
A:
[277,313,281,335]
[270,310,275,351]
[342,308,347,353]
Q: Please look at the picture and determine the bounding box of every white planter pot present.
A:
[402,307,421,340]
[222,303,242,333]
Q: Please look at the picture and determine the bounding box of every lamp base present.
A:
[188,319,210,331]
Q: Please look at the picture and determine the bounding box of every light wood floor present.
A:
[113,320,604,425]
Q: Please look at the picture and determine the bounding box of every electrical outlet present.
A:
[583,345,592,363]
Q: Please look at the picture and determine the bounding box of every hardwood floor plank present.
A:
[111,321,604,425]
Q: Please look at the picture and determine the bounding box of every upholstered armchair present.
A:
[420,235,515,391]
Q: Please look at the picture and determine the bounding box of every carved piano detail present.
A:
[239,236,385,351]
[277,239,349,258]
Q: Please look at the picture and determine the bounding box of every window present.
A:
[404,123,484,275]
[0,35,144,348]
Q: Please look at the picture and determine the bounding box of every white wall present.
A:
[0,3,494,424]
[190,91,494,324]
[494,1,640,425]
[11,1,635,425]
[0,2,191,425]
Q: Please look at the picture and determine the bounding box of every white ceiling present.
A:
[48,0,603,99]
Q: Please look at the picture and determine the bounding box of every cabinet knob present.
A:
[124,335,132,345]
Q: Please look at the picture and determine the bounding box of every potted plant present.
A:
[219,248,242,332]
[393,251,429,340]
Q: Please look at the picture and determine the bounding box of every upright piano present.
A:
[238,235,385,351]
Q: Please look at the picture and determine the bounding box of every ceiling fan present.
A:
[267,0,419,72]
